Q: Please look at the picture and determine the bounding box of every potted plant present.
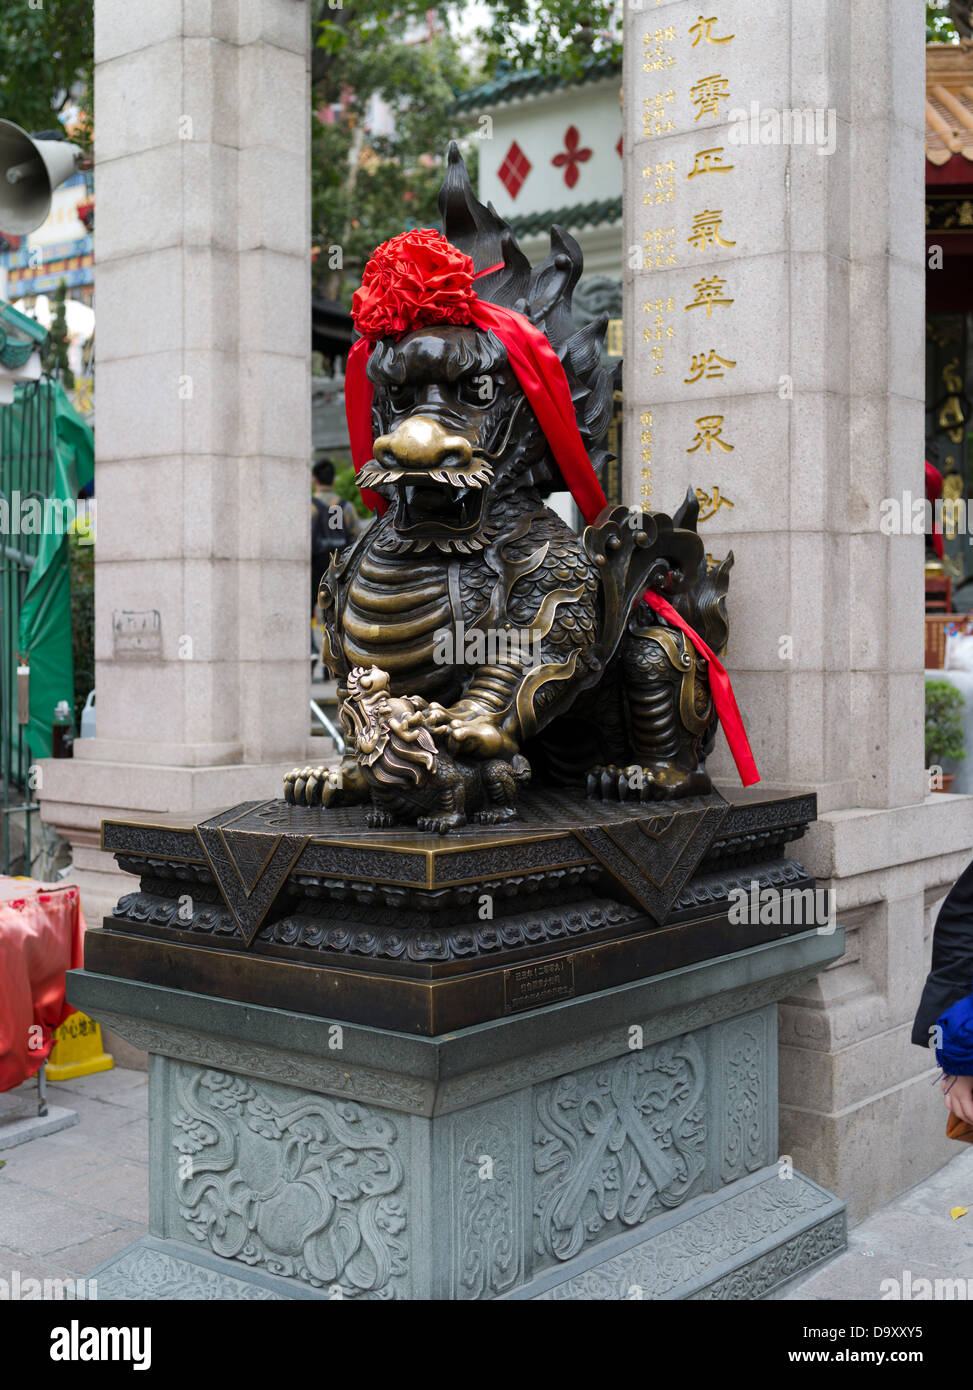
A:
[925,679,967,792]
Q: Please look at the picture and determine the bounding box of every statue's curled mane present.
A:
[436,142,618,493]
[341,669,438,789]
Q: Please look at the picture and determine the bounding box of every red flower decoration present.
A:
[552,126,592,189]
[351,228,477,341]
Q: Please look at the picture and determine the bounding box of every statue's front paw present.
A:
[445,715,518,761]
[366,808,397,828]
[586,763,711,802]
[472,807,519,825]
[416,812,466,834]
[283,765,339,806]
[586,764,648,801]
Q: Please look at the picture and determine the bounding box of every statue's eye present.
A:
[387,384,415,410]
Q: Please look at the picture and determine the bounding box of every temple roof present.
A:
[927,42,973,164]
[509,195,622,238]
[0,299,46,372]
[452,55,621,112]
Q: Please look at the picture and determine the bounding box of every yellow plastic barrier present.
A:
[46,1011,114,1081]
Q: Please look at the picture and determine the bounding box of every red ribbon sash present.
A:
[343,295,759,787]
[641,590,760,788]
[345,337,384,513]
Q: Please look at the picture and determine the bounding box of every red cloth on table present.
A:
[0,880,84,1092]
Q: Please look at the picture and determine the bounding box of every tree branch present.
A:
[949,0,973,40]
[310,1,355,93]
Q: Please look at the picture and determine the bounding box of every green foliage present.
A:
[0,1,92,133]
[311,2,619,302]
[927,1,960,42]
[333,463,369,518]
[311,21,482,301]
[69,529,93,726]
[313,2,619,94]
[42,282,74,389]
[925,679,968,764]
[0,0,615,304]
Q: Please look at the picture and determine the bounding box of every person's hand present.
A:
[942,1073,973,1124]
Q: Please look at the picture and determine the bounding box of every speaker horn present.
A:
[0,120,84,236]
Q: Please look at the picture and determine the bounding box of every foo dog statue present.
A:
[285,145,755,819]
[339,664,530,833]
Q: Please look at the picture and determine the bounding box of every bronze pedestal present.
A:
[92,787,818,1036]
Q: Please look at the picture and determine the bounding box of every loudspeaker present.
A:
[0,119,83,236]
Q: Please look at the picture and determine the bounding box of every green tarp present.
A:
[9,381,94,762]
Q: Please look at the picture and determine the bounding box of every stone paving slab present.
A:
[773,1145,973,1300]
[50,1069,148,1108]
[0,1178,129,1256]
[0,1108,78,1150]
[0,1082,45,1118]
[0,1066,148,1286]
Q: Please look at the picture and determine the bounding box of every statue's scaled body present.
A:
[285,147,734,828]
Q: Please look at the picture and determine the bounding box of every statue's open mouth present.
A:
[357,462,493,537]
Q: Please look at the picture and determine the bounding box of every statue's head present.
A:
[349,145,618,553]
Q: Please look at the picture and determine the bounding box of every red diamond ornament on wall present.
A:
[552,125,593,189]
[498,141,532,199]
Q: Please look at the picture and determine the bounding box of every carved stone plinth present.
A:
[93,788,821,1034]
[69,925,846,1301]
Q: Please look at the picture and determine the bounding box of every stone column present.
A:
[39,0,316,929]
[623,0,973,1220]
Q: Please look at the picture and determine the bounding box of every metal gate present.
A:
[0,376,56,873]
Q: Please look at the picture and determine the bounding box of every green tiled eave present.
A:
[508,196,622,239]
[0,299,46,370]
[452,56,622,113]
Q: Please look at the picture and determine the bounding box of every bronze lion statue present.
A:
[284,146,755,822]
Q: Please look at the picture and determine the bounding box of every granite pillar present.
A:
[38,0,317,931]
[622,0,973,1219]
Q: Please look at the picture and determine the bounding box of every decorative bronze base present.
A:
[96,787,818,1035]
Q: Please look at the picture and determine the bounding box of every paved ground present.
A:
[1,1064,972,1297]
[774,1143,973,1299]
[0,1066,148,1285]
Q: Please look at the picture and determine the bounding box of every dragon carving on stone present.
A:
[284,146,741,823]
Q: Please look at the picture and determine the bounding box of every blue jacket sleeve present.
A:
[912,856,973,1048]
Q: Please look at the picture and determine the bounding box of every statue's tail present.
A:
[670,488,733,658]
[511,754,532,786]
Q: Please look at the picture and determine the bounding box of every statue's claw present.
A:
[586,763,711,802]
[472,807,519,825]
[587,764,625,800]
[416,812,466,834]
[282,765,336,807]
